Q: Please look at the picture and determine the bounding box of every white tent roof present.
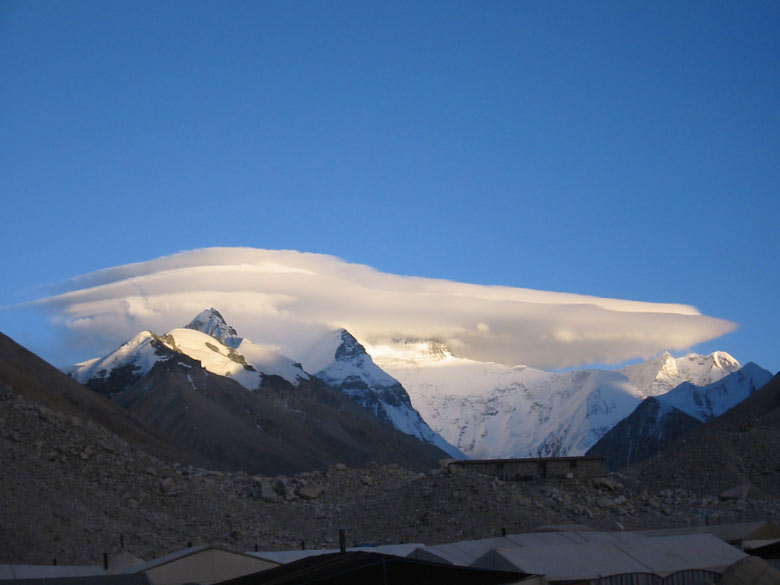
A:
[473,533,747,580]
[250,543,425,564]
[637,520,780,543]
[0,564,106,579]
[476,542,645,580]
[408,531,650,566]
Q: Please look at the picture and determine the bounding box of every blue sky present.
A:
[1,1,778,373]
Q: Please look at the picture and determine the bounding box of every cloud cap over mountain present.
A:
[36,247,737,369]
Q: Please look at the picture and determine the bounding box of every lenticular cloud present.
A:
[38,247,737,369]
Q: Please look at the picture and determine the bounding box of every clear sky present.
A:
[1,1,778,373]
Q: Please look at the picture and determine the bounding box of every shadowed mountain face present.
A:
[586,363,772,471]
[302,329,463,458]
[586,398,702,471]
[106,353,448,475]
[628,372,780,498]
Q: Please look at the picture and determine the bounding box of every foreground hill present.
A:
[0,331,206,466]
[626,372,780,499]
[2,381,778,565]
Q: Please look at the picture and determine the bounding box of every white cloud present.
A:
[37,247,737,369]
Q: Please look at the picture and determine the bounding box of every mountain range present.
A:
[56,313,453,474]
[66,308,773,469]
[366,340,770,460]
[69,309,459,470]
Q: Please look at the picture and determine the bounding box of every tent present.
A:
[249,543,425,565]
[408,530,649,566]
[472,533,746,583]
[214,551,544,585]
[124,546,279,585]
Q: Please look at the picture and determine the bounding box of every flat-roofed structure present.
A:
[125,546,279,585]
[446,456,607,481]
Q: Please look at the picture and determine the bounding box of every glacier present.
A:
[368,339,745,459]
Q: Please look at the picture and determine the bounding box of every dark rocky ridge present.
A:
[317,329,416,420]
[108,354,447,475]
[625,372,780,499]
[587,397,702,470]
[0,331,205,467]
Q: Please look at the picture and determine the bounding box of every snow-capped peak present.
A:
[180,309,310,385]
[295,329,464,458]
[185,307,243,348]
[621,350,741,398]
[364,338,454,367]
[72,310,309,389]
[298,328,398,387]
[68,330,174,386]
[334,329,365,362]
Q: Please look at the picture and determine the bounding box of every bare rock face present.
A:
[297,483,326,500]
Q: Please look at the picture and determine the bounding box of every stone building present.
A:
[446,456,607,481]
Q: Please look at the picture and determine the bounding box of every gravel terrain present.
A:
[2,386,778,565]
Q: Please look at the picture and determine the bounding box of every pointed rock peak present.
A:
[184,308,243,348]
[335,329,367,361]
[709,350,739,369]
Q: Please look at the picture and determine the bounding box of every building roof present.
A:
[214,551,541,585]
[476,542,646,580]
[249,543,425,564]
[0,574,150,585]
[408,530,649,566]
[717,555,780,585]
[125,545,275,575]
[472,533,746,580]
[0,565,106,579]
[637,520,780,544]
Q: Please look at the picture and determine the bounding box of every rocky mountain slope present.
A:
[298,329,462,458]
[0,331,205,467]
[106,353,447,475]
[586,398,702,470]
[625,372,780,499]
[369,339,744,459]
[72,310,458,456]
[587,363,774,469]
[2,382,778,565]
